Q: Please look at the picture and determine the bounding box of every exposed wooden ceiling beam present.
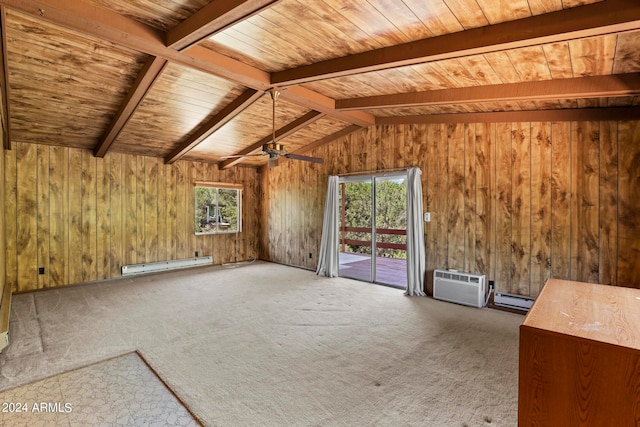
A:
[337,74,640,110]
[0,0,368,126]
[281,86,375,126]
[0,6,11,150]
[167,0,282,51]
[272,0,640,86]
[165,88,264,164]
[94,56,167,158]
[0,0,270,89]
[100,1,279,158]
[220,111,325,169]
[376,107,640,125]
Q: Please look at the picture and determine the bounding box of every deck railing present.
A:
[340,226,407,252]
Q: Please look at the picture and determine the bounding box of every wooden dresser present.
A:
[518,278,640,426]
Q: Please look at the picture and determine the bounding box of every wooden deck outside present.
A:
[339,252,407,288]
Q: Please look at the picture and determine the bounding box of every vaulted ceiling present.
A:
[0,0,638,168]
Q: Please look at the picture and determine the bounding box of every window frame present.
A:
[194,181,243,235]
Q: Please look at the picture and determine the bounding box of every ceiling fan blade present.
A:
[284,153,325,164]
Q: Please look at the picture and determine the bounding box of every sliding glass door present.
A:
[338,173,407,288]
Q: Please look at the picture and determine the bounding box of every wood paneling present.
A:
[4,142,260,292]
[6,10,146,151]
[261,120,640,295]
[0,126,6,299]
[208,0,602,74]
[511,122,531,295]
[530,122,552,296]
[618,121,640,286]
[599,121,617,285]
[495,123,513,291]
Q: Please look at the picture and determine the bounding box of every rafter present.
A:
[165,88,264,164]
[0,6,11,149]
[337,74,640,111]
[281,86,374,126]
[376,107,640,125]
[94,56,167,158]
[167,0,282,51]
[272,0,640,86]
[220,111,325,169]
[0,0,369,127]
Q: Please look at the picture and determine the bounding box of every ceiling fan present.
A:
[223,89,325,168]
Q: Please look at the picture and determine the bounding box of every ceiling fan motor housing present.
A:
[262,142,286,156]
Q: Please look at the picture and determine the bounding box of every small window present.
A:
[194,182,242,235]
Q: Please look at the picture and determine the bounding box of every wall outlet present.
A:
[195,251,199,257]
[309,253,312,259]
[424,212,431,222]
[38,267,45,275]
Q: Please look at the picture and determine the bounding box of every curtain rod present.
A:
[333,167,412,177]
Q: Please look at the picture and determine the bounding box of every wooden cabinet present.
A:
[518,278,640,426]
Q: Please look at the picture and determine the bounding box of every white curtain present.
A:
[316,175,339,277]
[405,167,426,296]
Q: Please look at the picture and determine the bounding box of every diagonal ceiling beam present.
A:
[0,0,370,126]
[280,86,374,126]
[263,124,362,171]
[376,107,640,125]
[94,56,167,157]
[337,73,640,110]
[98,0,279,157]
[220,111,325,169]
[0,6,11,149]
[167,0,282,51]
[272,0,640,86]
[0,0,270,88]
[165,88,264,164]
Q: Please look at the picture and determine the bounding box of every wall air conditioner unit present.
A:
[433,269,486,308]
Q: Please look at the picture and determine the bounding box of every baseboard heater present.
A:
[433,269,486,308]
[493,292,535,312]
[122,256,213,276]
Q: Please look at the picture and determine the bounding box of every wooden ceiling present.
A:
[0,0,638,168]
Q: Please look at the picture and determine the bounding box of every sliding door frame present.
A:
[338,171,408,286]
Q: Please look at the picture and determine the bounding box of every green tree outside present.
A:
[340,179,407,259]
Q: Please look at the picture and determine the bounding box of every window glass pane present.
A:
[218,188,239,232]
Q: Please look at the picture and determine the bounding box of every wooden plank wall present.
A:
[260,121,640,296]
[4,142,260,293]
[0,127,5,301]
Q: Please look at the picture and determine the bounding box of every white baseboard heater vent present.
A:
[494,292,535,312]
[433,269,486,308]
[122,256,213,276]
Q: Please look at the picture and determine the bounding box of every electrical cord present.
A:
[222,229,257,269]
[484,288,494,307]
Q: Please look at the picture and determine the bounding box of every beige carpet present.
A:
[0,261,523,426]
[0,352,199,426]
